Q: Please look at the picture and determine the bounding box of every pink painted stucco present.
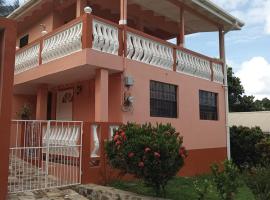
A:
[13,52,226,151]
[12,94,37,119]
[122,60,226,150]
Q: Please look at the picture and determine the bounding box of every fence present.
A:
[8,120,83,193]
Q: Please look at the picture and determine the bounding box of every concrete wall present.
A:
[12,94,37,119]
[123,60,226,151]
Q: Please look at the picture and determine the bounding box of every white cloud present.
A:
[212,0,270,35]
[236,57,270,99]
[212,0,248,10]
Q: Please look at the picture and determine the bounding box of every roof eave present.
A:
[191,0,245,31]
[7,0,42,20]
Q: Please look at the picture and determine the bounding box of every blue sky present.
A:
[186,0,270,99]
[7,0,270,99]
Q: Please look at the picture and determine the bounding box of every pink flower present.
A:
[138,162,144,168]
[144,147,151,153]
[154,152,160,158]
[114,135,120,141]
[116,140,122,146]
[128,152,135,158]
[179,147,187,158]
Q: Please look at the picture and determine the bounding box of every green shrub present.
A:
[193,178,212,200]
[105,123,187,196]
[230,126,265,168]
[256,138,270,166]
[211,160,241,200]
[244,166,270,200]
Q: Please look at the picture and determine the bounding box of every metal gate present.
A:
[8,120,83,193]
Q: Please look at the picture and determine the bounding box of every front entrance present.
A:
[8,120,82,193]
[56,89,74,120]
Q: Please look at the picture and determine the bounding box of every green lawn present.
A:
[109,176,255,200]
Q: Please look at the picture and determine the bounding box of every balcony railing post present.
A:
[82,13,92,49]
[39,40,43,65]
[118,25,124,56]
[173,47,177,71]
[210,61,214,81]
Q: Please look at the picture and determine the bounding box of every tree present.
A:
[0,0,19,17]
[227,67,270,112]
[227,67,245,112]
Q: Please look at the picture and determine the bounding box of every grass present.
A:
[109,175,255,200]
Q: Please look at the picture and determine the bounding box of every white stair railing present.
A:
[212,62,224,83]
[126,32,174,70]
[92,19,119,55]
[42,22,83,64]
[15,44,40,74]
[176,50,212,80]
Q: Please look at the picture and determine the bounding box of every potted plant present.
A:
[17,104,32,120]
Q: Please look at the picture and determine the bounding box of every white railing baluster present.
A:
[212,62,224,83]
[126,32,173,70]
[92,19,119,55]
[176,49,212,81]
[91,124,100,158]
[15,44,40,74]
[42,22,82,64]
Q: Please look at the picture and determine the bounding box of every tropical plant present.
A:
[193,178,212,200]
[105,123,187,197]
[244,166,270,200]
[230,126,265,169]
[211,160,241,200]
[17,104,32,120]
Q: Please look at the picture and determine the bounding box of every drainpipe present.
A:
[223,22,239,160]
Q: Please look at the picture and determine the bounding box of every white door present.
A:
[56,89,73,120]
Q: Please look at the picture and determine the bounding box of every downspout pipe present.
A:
[223,22,239,160]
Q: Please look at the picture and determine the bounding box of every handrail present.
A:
[14,13,224,84]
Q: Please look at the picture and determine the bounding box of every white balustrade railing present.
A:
[126,32,174,70]
[42,22,83,64]
[91,124,100,158]
[15,44,40,74]
[176,50,212,80]
[92,19,119,55]
[212,62,224,83]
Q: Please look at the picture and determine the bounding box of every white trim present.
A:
[119,19,127,25]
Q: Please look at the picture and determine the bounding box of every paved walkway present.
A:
[8,188,87,200]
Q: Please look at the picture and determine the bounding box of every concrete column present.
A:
[177,7,185,47]
[119,0,127,25]
[76,0,87,17]
[219,28,225,61]
[95,69,109,122]
[36,85,48,120]
[0,18,16,200]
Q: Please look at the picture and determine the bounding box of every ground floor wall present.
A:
[123,60,227,151]
[12,60,227,177]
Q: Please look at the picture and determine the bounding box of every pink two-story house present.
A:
[6,0,244,193]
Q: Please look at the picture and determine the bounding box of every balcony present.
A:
[14,14,224,84]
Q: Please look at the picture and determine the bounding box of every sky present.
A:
[6,0,270,99]
[185,0,270,100]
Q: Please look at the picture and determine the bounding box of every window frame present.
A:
[19,34,29,48]
[150,80,178,118]
[199,90,219,121]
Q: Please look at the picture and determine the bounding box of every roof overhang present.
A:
[7,0,244,35]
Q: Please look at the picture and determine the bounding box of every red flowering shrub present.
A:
[105,123,187,196]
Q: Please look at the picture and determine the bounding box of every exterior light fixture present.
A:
[40,24,47,35]
[84,6,92,14]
